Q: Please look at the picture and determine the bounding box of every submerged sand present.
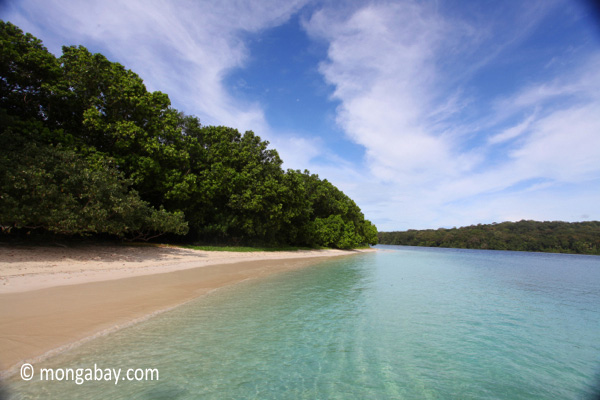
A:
[0,244,372,375]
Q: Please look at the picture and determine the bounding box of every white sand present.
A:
[0,244,369,293]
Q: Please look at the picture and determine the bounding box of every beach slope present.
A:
[0,245,370,374]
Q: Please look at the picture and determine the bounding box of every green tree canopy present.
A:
[378,220,600,255]
[0,21,377,247]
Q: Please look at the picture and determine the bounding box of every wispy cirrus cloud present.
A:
[305,2,456,182]
[4,0,599,230]
[3,0,323,168]
[488,113,537,145]
[303,0,600,229]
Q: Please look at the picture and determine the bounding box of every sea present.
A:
[4,245,600,399]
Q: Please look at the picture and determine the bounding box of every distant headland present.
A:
[378,220,600,255]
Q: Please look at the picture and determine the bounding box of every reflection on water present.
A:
[5,247,600,399]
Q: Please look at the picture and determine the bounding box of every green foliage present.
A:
[0,143,188,239]
[360,220,379,246]
[0,21,377,247]
[378,221,600,255]
[0,21,61,121]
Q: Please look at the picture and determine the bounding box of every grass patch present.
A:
[178,244,321,252]
[123,242,371,252]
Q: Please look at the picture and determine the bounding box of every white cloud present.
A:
[269,135,324,171]
[304,0,600,230]
[6,0,600,230]
[491,54,600,123]
[488,113,536,145]
[511,103,600,182]
[4,0,322,166]
[305,3,458,183]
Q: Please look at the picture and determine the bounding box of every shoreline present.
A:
[0,245,373,376]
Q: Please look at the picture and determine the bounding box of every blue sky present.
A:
[3,0,600,231]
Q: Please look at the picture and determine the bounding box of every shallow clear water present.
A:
[5,246,600,399]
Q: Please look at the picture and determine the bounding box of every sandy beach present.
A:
[0,244,371,375]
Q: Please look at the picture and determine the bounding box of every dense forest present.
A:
[378,220,600,255]
[0,22,377,248]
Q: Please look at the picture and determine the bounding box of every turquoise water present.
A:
[5,246,600,399]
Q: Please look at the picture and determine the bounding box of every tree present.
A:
[378,220,600,255]
[0,21,61,122]
[0,143,187,239]
[1,22,378,247]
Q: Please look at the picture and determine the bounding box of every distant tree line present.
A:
[0,21,377,248]
[378,220,600,255]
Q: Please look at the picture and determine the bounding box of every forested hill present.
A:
[0,21,377,248]
[378,221,600,255]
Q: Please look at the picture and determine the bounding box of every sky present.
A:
[2,0,600,231]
